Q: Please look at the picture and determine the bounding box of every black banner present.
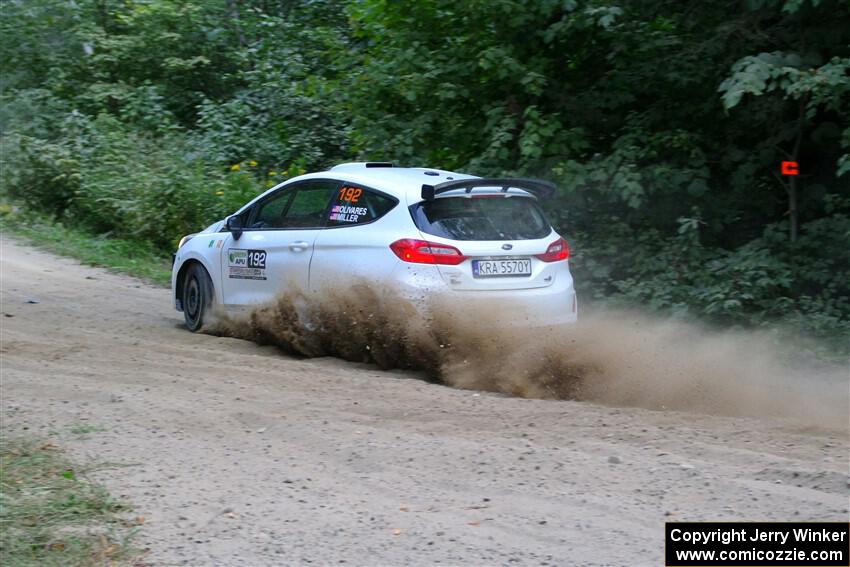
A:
[666,522,849,566]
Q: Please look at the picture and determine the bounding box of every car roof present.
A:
[298,162,480,202]
[240,163,536,213]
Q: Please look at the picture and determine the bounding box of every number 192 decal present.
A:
[339,186,363,203]
[246,250,266,269]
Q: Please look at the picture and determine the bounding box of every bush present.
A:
[0,134,81,216]
[567,213,850,351]
[1,111,266,252]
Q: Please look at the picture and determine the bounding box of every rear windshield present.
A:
[410,196,552,240]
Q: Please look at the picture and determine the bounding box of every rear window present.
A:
[326,185,397,227]
[410,196,552,240]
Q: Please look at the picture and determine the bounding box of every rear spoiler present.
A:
[421,178,557,201]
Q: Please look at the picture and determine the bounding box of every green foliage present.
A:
[66,114,257,249]
[2,107,265,251]
[194,2,352,170]
[1,134,81,215]
[1,0,848,352]
[720,52,850,122]
[569,208,850,354]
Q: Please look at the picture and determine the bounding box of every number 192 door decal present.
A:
[329,186,368,222]
[228,249,267,280]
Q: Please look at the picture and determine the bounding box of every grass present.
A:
[69,424,109,436]
[0,436,140,566]
[1,211,172,286]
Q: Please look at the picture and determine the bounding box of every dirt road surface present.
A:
[2,237,848,566]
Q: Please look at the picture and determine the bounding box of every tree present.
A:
[720,53,850,241]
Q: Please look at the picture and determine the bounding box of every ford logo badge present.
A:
[501,243,513,250]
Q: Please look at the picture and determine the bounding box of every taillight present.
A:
[536,238,570,262]
[390,239,467,265]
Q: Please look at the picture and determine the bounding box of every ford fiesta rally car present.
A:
[172,162,577,331]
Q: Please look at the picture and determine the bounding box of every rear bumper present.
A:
[436,286,578,328]
[389,264,577,328]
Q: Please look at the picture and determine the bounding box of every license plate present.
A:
[472,258,532,278]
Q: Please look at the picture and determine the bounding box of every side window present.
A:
[249,181,338,229]
[251,191,293,229]
[326,184,397,227]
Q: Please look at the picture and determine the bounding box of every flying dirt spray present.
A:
[208,285,849,430]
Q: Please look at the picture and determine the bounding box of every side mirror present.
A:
[226,215,244,240]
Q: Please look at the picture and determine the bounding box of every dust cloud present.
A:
[207,286,849,429]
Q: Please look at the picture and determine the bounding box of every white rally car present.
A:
[172,162,577,331]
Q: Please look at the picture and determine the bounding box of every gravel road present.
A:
[1,237,848,566]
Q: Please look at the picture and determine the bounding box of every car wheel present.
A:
[183,263,213,332]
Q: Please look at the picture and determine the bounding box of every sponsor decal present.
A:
[228,249,267,280]
[216,240,223,248]
[208,240,215,247]
[329,204,368,223]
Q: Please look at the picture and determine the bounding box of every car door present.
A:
[309,183,400,292]
[220,179,339,307]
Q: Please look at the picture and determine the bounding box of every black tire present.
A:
[183,263,213,332]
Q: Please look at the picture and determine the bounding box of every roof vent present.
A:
[365,162,394,168]
[423,171,439,176]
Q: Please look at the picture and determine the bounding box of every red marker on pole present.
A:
[781,161,799,176]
